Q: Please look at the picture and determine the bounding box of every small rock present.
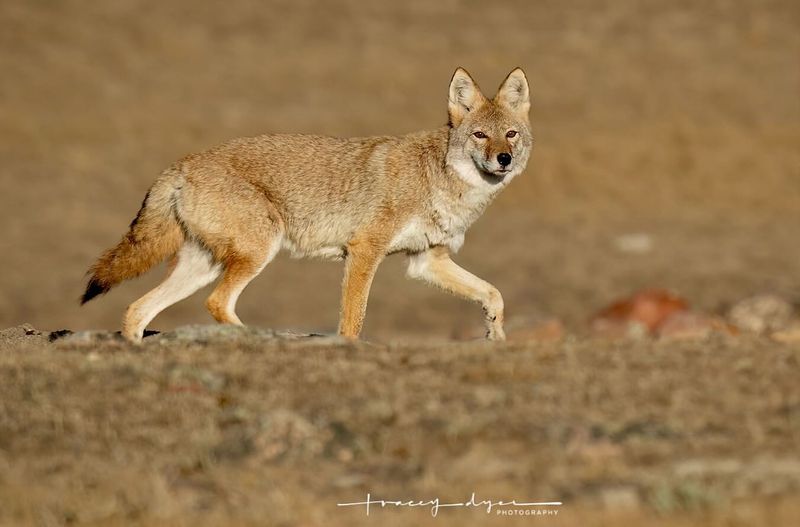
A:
[591,288,689,336]
[0,324,48,349]
[155,324,275,344]
[22,324,40,336]
[727,294,794,334]
[48,329,74,342]
[613,233,653,254]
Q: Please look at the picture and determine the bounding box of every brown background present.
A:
[1,0,798,339]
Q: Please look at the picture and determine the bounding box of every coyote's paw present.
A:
[486,325,506,341]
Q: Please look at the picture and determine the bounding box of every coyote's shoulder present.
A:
[82,67,533,342]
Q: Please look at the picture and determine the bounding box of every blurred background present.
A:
[0,0,798,339]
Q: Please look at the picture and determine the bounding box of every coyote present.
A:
[82,67,533,342]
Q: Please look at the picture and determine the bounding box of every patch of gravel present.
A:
[0,324,48,350]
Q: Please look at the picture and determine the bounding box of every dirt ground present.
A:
[0,0,799,525]
[0,326,799,526]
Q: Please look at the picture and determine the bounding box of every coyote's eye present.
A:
[472,131,487,139]
[506,130,518,138]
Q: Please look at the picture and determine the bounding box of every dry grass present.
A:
[1,326,799,526]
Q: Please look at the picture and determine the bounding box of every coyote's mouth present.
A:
[476,167,508,184]
[482,166,510,177]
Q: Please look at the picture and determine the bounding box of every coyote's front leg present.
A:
[338,236,387,338]
[407,246,505,340]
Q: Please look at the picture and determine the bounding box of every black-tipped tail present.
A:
[80,278,109,305]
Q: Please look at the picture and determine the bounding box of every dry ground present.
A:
[1,325,799,526]
[0,0,799,525]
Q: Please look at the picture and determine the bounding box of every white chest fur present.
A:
[389,160,510,254]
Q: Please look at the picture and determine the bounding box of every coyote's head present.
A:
[446,67,532,186]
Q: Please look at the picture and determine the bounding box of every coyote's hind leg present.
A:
[122,240,222,342]
[205,230,283,325]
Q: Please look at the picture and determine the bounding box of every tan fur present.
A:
[82,67,533,342]
[81,173,184,304]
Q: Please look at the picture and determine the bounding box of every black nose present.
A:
[497,153,512,167]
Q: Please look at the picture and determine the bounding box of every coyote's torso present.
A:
[175,126,513,261]
[83,68,533,342]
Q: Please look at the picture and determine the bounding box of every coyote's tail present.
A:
[81,176,184,304]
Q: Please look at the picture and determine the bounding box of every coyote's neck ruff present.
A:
[82,67,533,342]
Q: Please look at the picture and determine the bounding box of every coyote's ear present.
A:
[495,68,530,115]
[448,67,486,126]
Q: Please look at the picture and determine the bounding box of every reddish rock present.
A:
[590,288,690,336]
